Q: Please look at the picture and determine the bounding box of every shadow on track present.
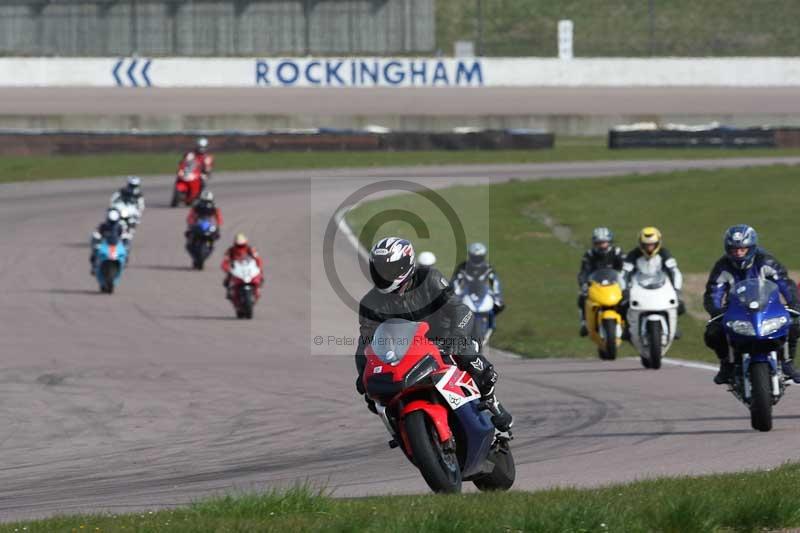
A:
[166,315,238,321]
[535,367,645,375]
[542,428,756,439]
[133,264,194,272]
[45,288,102,295]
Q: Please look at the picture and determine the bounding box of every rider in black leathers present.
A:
[577,227,625,336]
[354,237,513,431]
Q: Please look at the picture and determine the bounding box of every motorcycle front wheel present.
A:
[646,320,663,369]
[405,410,461,493]
[600,318,618,360]
[750,362,773,432]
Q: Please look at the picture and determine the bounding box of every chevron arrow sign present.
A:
[112,58,153,87]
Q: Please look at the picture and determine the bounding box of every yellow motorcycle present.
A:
[584,268,625,360]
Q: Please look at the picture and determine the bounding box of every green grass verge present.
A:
[3,139,800,184]
[437,0,800,57]
[346,165,800,361]
[8,463,800,532]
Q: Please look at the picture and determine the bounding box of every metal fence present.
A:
[0,0,435,56]
[437,0,800,57]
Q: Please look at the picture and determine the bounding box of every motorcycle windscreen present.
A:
[634,271,667,290]
[371,319,422,365]
[731,279,778,310]
[465,281,494,313]
[589,268,622,287]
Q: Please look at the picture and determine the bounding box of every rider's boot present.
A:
[714,359,735,385]
[579,320,588,337]
[782,359,800,383]
[465,358,513,432]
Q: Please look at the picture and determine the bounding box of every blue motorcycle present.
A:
[185,218,217,270]
[714,278,795,431]
[94,238,128,294]
[454,274,497,347]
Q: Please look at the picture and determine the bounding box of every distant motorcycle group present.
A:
[88,138,264,319]
[578,225,800,433]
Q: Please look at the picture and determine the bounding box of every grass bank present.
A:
[347,165,800,361]
[7,463,800,532]
[3,139,800,183]
[437,0,800,57]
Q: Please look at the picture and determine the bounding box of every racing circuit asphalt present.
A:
[3,157,800,521]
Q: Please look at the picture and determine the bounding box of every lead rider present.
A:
[704,224,800,384]
[354,237,513,432]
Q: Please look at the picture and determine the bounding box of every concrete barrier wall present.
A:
[5,57,800,88]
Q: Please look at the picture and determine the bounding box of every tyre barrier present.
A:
[0,128,554,156]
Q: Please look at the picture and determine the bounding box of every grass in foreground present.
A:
[3,138,800,183]
[8,463,800,532]
[347,165,800,360]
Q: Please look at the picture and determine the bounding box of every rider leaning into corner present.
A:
[354,237,513,432]
[704,224,800,385]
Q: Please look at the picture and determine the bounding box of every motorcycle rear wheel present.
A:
[646,320,663,370]
[473,439,515,492]
[405,410,462,493]
[750,362,773,432]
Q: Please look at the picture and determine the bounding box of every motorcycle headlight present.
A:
[726,320,756,336]
[761,316,788,336]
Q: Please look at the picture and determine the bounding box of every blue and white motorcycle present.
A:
[713,278,795,432]
[94,238,128,294]
[454,274,496,347]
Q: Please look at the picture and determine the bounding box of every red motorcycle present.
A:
[170,154,204,207]
[228,257,263,319]
[362,319,515,493]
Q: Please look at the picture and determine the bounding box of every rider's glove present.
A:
[355,375,365,395]
[493,301,506,315]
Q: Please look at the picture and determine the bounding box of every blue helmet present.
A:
[724,224,758,270]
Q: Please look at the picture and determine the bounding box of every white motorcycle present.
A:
[228,257,262,319]
[110,199,141,238]
[626,271,679,370]
[454,274,496,347]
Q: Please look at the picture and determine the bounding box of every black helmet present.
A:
[724,224,758,270]
[369,237,415,294]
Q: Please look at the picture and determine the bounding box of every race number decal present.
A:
[434,367,481,410]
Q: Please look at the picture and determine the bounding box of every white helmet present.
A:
[107,208,121,223]
[196,137,209,153]
[417,251,437,267]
